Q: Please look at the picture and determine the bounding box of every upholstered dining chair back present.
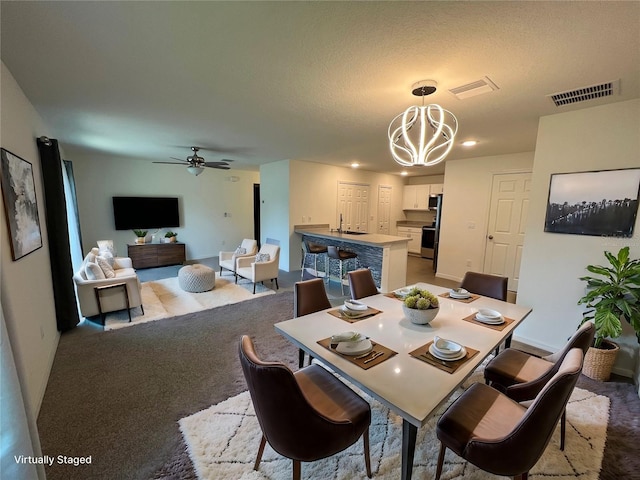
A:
[294,278,331,367]
[348,269,378,300]
[294,278,331,317]
[435,348,584,480]
[460,271,508,301]
[239,335,372,479]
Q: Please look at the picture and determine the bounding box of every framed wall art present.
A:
[544,168,640,237]
[1,148,43,260]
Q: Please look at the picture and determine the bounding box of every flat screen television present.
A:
[112,196,180,230]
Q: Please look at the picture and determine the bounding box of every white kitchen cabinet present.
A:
[402,185,430,210]
[397,226,422,254]
[429,183,444,195]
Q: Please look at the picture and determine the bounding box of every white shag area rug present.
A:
[179,367,610,480]
[103,273,275,330]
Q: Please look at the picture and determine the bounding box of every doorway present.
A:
[337,181,370,232]
[483,172,532,291]
[253,183,260,246]
[377,185,391,234]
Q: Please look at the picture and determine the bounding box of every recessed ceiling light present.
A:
[461,140,477,147]
[401,171,408,176]
[351,162,360,168]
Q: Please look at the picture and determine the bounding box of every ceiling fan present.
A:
[153,147,232,175]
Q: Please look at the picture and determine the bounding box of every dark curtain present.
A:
[37,138,80,332]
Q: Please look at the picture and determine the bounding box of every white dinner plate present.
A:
[336,339,373,356]
[429,344,467,361]
[475,313,505,324]
[449,292,471,299]
[340,306,371,318]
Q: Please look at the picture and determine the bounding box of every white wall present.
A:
[259,160,291,268]
[71,153,259,260]
[286,160,407,271]
[518,99,640,380]
[0,62,59,415]
[437,152,535,281]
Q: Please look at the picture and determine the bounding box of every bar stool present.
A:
[301,241,328,280]
[327,246,358,295]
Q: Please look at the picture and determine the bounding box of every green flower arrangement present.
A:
[133,229,148,238]
[164,231,178,238]
[403,288,439,310]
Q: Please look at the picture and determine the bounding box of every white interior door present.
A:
[377,185,391,234]
[483,172,532,291]
[337,182,369,232]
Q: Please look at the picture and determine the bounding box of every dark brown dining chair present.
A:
[239,335,371,480]
[483,321,594,450]
[294,278,332,367]
[435,348,584,480]
[460,271,509,351]
[348,268,378,300]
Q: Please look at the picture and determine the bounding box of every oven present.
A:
[421,227,436,259]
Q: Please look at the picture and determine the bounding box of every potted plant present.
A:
[133,229,148,244]
[403,287,440,325]
[578,246,640,380]
[164,231,178,243]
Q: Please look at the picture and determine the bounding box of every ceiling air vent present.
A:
[548,80,619,107]
[449,77,499,100]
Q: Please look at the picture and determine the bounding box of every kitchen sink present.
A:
[343,230,367,235]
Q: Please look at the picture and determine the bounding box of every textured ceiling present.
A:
[2,1,639,176]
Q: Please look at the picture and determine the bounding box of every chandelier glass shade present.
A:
[388,103,458,167]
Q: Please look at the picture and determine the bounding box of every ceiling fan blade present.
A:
[169,157,189,163]
[203,161,229,167]
[153,161,189,165]
[207,165,231,170]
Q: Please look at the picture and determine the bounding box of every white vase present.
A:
[403,304,439,325]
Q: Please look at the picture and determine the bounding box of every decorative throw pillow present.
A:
[99,250,115,267]
[85,252,97,264]
[255,253,270,263]
[96,256,116,278]
[234,246,247,255]
[97,240,116,257]
[85,261,106,280]
[90,247,100,256]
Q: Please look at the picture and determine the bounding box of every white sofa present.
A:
[219,239,258,277]
[235,243,280,293]
[73,247,143,321]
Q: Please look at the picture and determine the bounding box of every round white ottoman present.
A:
[178,264,216,292]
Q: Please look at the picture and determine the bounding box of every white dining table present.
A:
[274,282,532,480]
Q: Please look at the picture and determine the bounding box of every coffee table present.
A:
[275,282,532,480]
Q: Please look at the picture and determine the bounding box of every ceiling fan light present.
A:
[187,166,205,176]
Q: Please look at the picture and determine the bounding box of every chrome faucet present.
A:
[338,213,343,233]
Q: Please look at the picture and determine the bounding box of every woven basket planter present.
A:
[582,340,619,381]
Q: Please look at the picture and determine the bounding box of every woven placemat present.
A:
[409,340,479,374]
[317,337,397,369]
[438,292,480,303]
[327,306,382,323]
[461,312,514,331]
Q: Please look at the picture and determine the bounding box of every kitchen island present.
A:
[294,225,409,292]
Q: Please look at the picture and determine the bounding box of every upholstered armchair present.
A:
[73,247,143,322]
[235,243,280,293]
[219,238,258,277]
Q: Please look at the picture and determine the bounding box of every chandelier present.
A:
[388,80,458,167]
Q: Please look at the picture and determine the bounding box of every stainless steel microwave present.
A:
[428,195,439,209]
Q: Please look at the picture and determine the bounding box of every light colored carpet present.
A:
[104,273,275,330]
[179,367,609,480]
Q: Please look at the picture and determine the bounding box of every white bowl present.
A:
[477,308,501,319]
[344,300,368,311]
[336,338,373,356]
[433,336,462,354]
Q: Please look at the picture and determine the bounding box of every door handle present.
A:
[488,235,494,240]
